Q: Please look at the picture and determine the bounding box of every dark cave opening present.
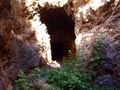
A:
[39,6,76,61]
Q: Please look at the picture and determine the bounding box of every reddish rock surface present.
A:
[0,0,120,89]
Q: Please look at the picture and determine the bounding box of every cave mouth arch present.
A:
[39,6,76,61]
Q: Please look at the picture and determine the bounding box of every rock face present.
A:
[73,0,120,87]
[0,0,120,89]
[94,74,120,89]
[0,0,46,89]
[0,0,67,89]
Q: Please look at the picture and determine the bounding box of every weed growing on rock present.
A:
[90,32,105,67]
[14,70,32,90]
[45,56,114,90]
[45,49,114,90]
[14,67,42,90]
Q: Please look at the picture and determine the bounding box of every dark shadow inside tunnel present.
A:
[39,5,76,61]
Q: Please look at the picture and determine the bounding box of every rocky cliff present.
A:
[0,0,120,89]
[74,0,120,87]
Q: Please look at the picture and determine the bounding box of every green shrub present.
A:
[14,32,114,90]
[44,33,113,90]
[90,32,105,68]
[14,70,33,90]
[14,56,113,90]
[14,67,41,90]
[45,58,113,90]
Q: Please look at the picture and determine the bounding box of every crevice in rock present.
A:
[39,6,76,61]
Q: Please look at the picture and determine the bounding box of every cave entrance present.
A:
[39,5,76,61]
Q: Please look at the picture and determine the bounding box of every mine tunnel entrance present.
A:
[39,5,76,61]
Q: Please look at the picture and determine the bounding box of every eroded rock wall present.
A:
[73,0,120,60]
[0,0,66,89]
[0,0,120,89]
[73,0,120,84]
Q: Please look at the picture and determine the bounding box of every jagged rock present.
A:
[48,61,61,68]
[33,79,50,90]
[74,0,120,87]
[100,60,114,74]
[94,74,120,89]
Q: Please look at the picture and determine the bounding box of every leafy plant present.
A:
[45,51,113,90]
[14,67,41,90]
[14,70,33,90]
[13,32,114,90]
[90,32,105,67]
